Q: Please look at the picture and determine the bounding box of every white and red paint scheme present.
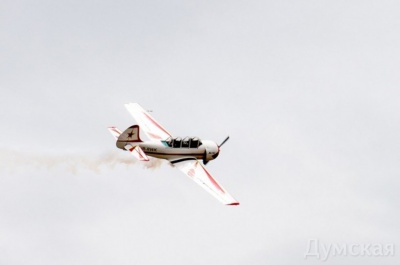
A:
[108,103,239,206]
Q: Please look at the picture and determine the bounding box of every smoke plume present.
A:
[0,148,163,174]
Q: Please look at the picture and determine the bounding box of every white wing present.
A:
[171,158,240,205]
[125,103,172,141]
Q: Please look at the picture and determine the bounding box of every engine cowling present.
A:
[202,140,220,163]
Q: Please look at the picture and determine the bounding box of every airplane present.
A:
[107,103,239,206]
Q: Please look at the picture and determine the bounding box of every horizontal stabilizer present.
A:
[124,144,149,161]
[108,127,122,139]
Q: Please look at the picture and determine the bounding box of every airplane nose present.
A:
[212,145,220,159]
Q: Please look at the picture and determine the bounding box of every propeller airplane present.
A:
[108,103,239,206]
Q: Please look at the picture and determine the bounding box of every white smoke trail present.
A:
[0,148,163,174]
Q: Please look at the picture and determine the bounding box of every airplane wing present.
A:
[125,103,172,141]
[170,158,240,206]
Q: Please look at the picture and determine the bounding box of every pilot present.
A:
[182,137,190,148]
[166,137,173,147]
[190,137,199,148]
[173,137,182,148]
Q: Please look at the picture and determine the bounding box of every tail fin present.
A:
[116,125,143,149]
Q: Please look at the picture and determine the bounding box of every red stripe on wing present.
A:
[202,165,225,194]
[147,132,162,139]
[143,112,171,137]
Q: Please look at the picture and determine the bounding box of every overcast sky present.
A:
[1,0,400,264]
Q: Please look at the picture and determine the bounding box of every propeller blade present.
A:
[219,136,230,147]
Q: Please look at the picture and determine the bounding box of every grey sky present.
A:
[1,0,399,264]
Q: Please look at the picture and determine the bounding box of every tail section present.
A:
[108,125,149,162]
[116,125,143,149]
[124,144,149,161]
[108,127,122,139]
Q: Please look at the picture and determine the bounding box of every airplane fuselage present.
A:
[122,139,220,163]
[114,124,220,163]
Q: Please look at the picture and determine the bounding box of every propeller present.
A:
[219,136,230,147]
[204,136,230,165]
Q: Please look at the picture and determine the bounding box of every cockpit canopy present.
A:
[163,137,202,148]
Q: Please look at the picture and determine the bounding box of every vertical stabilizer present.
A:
[116,125,143,149]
